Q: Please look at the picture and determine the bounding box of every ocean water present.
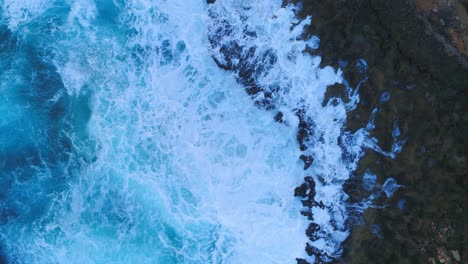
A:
[0,0,397,263]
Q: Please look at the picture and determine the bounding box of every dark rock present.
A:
[296,109,312,149]
[300,155,314,170]
[304,176,316,199]
[287,0,468,262]
[305,243,322,257]
[301,199,313,208]
[211,56,231,70]
[297,126,310,142]
[312,201,325,209]
[304,176,315,184]
[322,83,349,106]
[301,210,314,221]
[316,175,326,184]
[296,258,310,264]
[308,191,316,201]
[209,0,468,263]
[274,112,284,123]
[207,0,216,3]
[306,243,334,263]
[306,223,321,237]
[297,125,311,148]
[294,183,309,197]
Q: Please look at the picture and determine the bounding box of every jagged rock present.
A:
[308,189,316,200]
[296,258,309,264]
[274,112,284,123]
[301,199,313,208]
[300,155,314,170]
[296,110,312,150]
[303,176,316,199]
[306,223,321,237]
[305,243,322,257]
[312,201,325,209]
[304,176,314,184]
[294,183,308,197]
[297,126,310,149]
[300,210,314,221]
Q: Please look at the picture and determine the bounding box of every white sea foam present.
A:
[1,0,53,30]
[206,0,405,260]
[0,0,405,263]
[207,1,361,259]
[79,1,310,262]
[1,0,309,263]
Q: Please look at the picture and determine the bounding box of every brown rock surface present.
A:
[415,0,468,66]
[284,0,468,263]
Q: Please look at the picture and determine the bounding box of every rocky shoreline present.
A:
[287,0,467,263]
[206,0,467,263]
[207,2,360,262]
[206,3,333,261]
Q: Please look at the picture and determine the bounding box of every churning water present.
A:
[0,0,402,263]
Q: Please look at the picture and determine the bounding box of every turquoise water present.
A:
[0,0,397,263]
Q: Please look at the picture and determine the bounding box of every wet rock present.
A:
[211,2,464,262]
[304,176,314,184]
[306,243,321,256]
[301,199,313,208]
[300,210,314,220]
[296,109,312,150]
[274,111,284,123]
[306,223,321,237]
[322,83,349,106]
[300,155,314,170]
[297,126,310,146]
[305,243,332,262]
[285,0,468,262]
[294,183,309,197]
[238,64,262,96]
[305,177,316,199]
[312,200,325,209]
[308,191,316,201]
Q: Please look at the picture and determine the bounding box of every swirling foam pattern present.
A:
[0,0,378,263]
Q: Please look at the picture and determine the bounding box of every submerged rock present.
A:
[296,258,309,264]
[274,112,284,123]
